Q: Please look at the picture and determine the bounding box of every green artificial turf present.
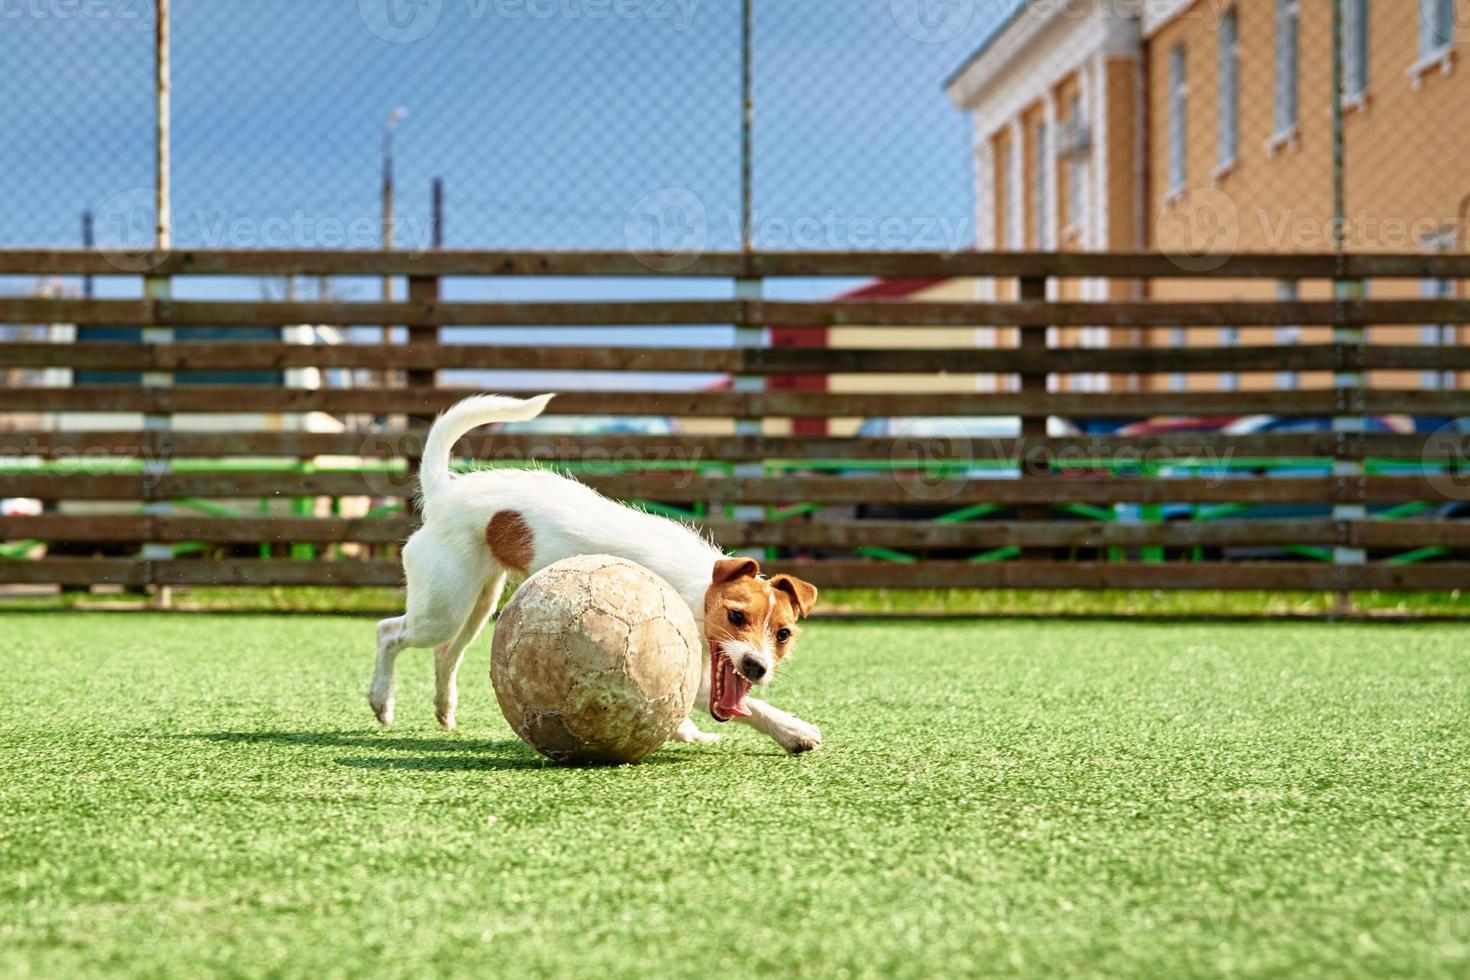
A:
[1,613,1468,978]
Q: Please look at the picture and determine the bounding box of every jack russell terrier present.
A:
[368,393,823,754]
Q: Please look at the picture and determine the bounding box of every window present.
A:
[1219,326,1239,392]
[1274,0,1299,139]
[1421,229,1456,388]
[1218,8,1239,167]
[1344,0,1369,101]
[1276,281,1300,391]
[1421,277,1455,389]
[1065,93,1087,235]
[1420,0,1454,58]
[1168,44,1188,194]
[1032,120,1049,248]
[1168,326,1187,392]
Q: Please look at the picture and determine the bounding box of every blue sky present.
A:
[2,0,1011,386]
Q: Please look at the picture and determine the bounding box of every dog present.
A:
[368,393,824,754]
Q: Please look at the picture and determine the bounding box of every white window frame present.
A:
[1270,0,1300,152]
[1217,8,1240,173]
[1167,44,1188,197]
[1344,0,1369,106]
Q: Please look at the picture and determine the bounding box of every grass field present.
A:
[1,613,1468,978]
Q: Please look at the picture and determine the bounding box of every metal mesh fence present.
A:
[2,0,997,255]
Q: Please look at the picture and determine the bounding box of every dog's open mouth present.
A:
[709,644,752,722]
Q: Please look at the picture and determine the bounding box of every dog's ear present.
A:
[713,557,760,584]
[770,574,818,618]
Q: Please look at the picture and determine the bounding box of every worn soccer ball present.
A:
[491,554,701,764]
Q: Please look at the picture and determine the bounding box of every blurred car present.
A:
[1223,414,1413,436]
[1,497,42,518]
[1115,416,1237,437]
[1118,413,1422,559]
[857,414,1080,442]
[848,416,1086,534]
[496,415,679,436]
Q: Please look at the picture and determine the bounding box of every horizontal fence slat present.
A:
[0,515,414,544]
[6,249,1470,279]
[0,558,403,587]
[2,430,1399,461]
[758,300,1470,328]
[2,385,1436,417]
[7,516,1467,550]
[2,472,1456,505]
[759,561,1470,591]
[0,342,744,373]
[11,342,1466,374]
[4,297,1468,328]
[6,557,1470,591]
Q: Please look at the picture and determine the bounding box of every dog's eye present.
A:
[776,628,792,643]
[727,609,746,627]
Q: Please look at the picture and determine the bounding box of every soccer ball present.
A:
[491,554,701,764]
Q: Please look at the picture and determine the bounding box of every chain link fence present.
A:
[1,0,997,256]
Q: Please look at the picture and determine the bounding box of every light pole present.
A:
[381,106,408,304]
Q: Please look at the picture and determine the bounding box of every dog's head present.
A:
[702,557,818,722]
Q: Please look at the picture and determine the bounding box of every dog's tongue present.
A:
[710,645,752,721]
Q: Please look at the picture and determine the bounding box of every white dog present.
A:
[368,393,823,754]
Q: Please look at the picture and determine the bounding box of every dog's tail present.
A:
[418,393,554,503]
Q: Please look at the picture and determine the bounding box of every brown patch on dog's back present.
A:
[486,510,534,570]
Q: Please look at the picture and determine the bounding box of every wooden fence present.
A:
[3,248,1470,594]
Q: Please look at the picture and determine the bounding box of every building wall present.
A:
[1145,0,1469,392]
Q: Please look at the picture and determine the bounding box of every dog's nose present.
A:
[740,656,766,682]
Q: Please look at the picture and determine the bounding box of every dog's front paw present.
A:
[369,693,395,727]
[777,721,822,755]
[671,719,720,744]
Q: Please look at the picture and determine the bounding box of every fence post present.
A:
[730,0,764,558]
[732,275,766,558]
[1332,274,1366,613]
[141,0,172,605]
[1018,275,1049,560]
[406,274,439,518]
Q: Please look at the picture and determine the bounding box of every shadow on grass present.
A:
[180,729,688,770]
[185,730,518,754]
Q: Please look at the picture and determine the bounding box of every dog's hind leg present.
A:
[369,615,408,726]
[370,530,485,727]
[432,569,506,730]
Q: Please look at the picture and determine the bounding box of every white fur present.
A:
[368,393,821,753]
